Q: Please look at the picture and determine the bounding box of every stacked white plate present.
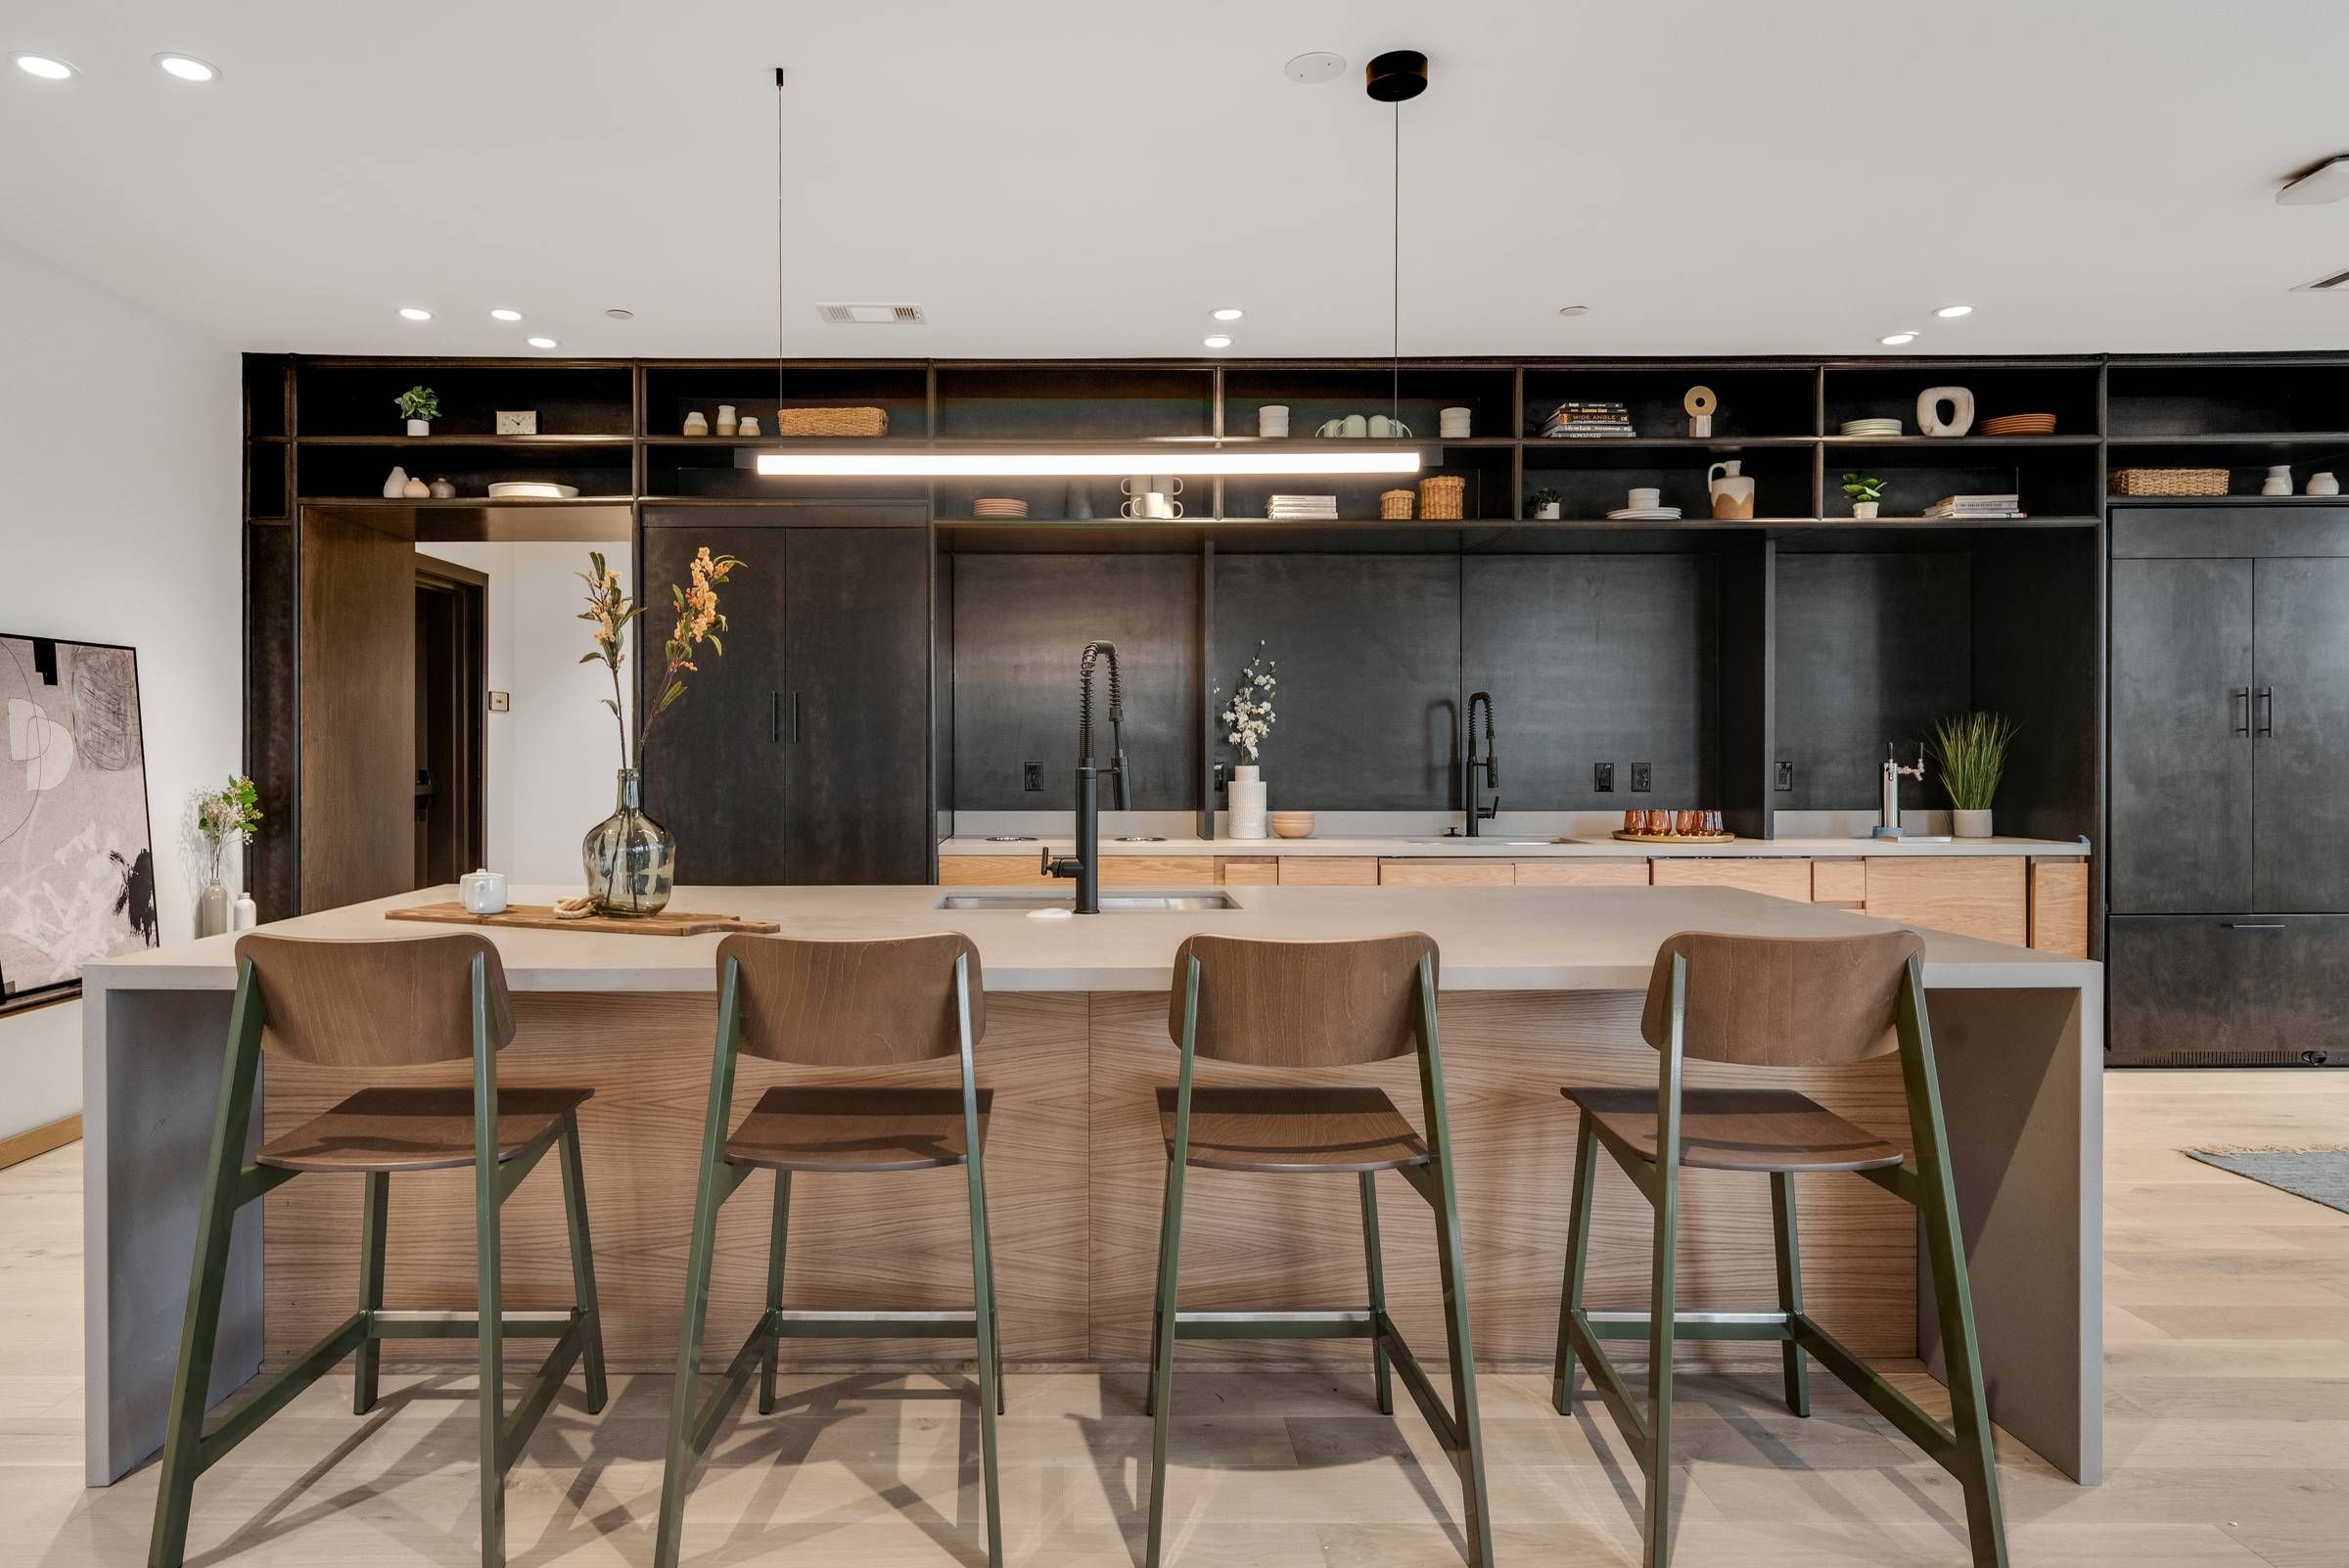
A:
[1439,407,1473,438]
[1267,494,1340,519]
[1840,418,1904,438]
[485,481,580,499]
[1604,506,1684,521]
[971,497,1029,518]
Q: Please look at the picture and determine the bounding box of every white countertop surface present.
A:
[938,833,2090,859]
[87,884,2098,995]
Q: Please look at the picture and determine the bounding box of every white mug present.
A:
[1439,406,1472,430]
[1121,493,1182,519]
[1122,475,1182,496]
[1368,415,1412,438]
[1342,413,1369,438]
[1628,486,1662,510]
[459,867,507,915]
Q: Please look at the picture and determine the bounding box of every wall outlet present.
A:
[1630,762,1652,793]
[486,691,510,713]
[1593,762,1614,793]
[1774,761,1794,792]
[1024,762,1043,792]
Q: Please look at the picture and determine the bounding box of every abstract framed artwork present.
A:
[0,634,156,1013]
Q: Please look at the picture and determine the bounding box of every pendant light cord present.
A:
[776,69,787,404]
[1391,101,1401,423]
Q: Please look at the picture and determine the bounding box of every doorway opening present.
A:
[414,560,486,888]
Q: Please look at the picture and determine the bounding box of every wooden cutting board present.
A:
[387,901,781,937]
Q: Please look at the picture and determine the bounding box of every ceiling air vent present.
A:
[814,302,926,324]
[2291,269,2349,293]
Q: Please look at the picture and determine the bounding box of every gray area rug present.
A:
[2187,1147,2349,1215]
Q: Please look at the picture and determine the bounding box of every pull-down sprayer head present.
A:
[1081,640,1131,809]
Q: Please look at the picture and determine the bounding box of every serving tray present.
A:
[1611,831,1739,845]
[387,901,781,937]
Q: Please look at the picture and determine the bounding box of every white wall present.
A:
[417,542,632,885]
[0,239,241,1136]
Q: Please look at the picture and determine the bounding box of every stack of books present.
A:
[1923,493,2025,519]
[1266,494,1340,520]
[1542,401,1635,438]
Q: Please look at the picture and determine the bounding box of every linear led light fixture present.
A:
[756,445,1427,478]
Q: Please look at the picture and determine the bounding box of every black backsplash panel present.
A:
[1462,555,1719,810]
[950,554,1200,809]
[1774,552,1972,809]
[1210,555,1462,810]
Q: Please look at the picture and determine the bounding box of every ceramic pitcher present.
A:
[1706,459,1757,520]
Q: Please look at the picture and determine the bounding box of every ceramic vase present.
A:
[429,477,457,499]
[582,768,675,916]
[382,465,410,499]
[1707,459,1757,520]
[196,879,230,938]
[2309,472,2341,496]
[1227,764,1268,840]
[231,892,258,932]
[1953,808,1993,839]
[2263,466,2294,496]
[401,477,431,499]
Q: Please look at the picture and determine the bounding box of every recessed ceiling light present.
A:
[488,307,523,322]
[604,307,635,320]
[1202,334,1233,349]
[1284,51,1346,84]
[1934,304,1973,319]
[1211,307,1244,322]
[1556,304,1589,317]
[397,307,434,321]
[1880,331,1918,346]
[154,53,218,82]
[12,53,75,80]
[527,337,558,349]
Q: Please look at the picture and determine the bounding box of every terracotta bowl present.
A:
[1268,811,1315,839]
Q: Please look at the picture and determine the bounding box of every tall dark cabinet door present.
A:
[2109,557,2254,912]
[783,526,933,884]
[640,525,791,885]
[2253,557,2349,912]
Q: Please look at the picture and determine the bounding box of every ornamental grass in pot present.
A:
[1930,711,2017,838]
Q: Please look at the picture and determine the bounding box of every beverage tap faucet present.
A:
[1874,742,1926,840]
[1042,641,1129,913]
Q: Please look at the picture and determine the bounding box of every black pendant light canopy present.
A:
[1364,50,1427,103]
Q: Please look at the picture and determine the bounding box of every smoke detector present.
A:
[815,302,926,325]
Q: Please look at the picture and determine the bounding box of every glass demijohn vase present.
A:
[582,768,675,916]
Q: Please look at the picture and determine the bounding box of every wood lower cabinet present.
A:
[1811,859,1867,908]
[1278,856,1379,886]
[1649,856,1813,901]
[1863,857,2027,945]
[2028,858,2090,958]
[1514,858,1649,887]
[1217,857,1279,885]
[1379,859,1516,887]
[937,854,1056,887]
[937,853,1218,887]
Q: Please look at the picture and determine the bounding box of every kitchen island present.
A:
[81,883,2100,1491]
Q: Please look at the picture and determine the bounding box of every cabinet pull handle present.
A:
[792,691,804,744]
[769,691,781,744]
[2228,921,2286,931]
[2255,686,2275,737]
[2232,687,2251,736]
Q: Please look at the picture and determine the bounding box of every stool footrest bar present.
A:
[770,1309,981,1340]
[1583,1309,1793,1342]
[1174,1310,1374,1341]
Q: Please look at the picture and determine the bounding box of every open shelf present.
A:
[294,363,633,438]
[1523,366,1817,440]
[1221,365,1517,442]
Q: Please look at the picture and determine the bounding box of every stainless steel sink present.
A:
[1401,838,1582,847]
[935,892,1239,912]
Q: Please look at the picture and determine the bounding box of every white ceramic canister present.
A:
[1227,764,1268,840]
[459,867,509,915]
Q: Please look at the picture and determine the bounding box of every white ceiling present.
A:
[4,0,2348,359]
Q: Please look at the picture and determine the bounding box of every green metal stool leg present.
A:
[1413,957,1495,1568]
[982,1182,1005,1416]
[1770,1172,1810,1418]
[1358,1171,1394,1415]
[1144,1148,1188,1568]
[558,1112,608,1414]
[354,1171,390,1414]
[1549,1118,1597,1414]
[967,1158,1003,1567]
[1642,1156,1679,1568]
[473,1006,507,1568]
[1143,1155,1172,1418]
[759,1170,791,1415]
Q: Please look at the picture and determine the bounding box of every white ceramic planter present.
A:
[406,418,431,437]
[1227,764,1267,840]
[1535,502,1561,520]
[1852,500,1880,520]
[1953,808,1993,839]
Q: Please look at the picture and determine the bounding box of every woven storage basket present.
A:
[773,405,889,438]
[1380,488,1416,520]
[1418,475,1466,520]
[2109,467,2228,497]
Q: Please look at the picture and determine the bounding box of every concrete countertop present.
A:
[938,833,2091,858]
[86,883,2098,995]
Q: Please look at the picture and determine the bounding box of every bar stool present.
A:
[1550,929,2008,1568]
[655,932,1002,1568]
[147,933,608,1568]
[1145,932,1493,1568]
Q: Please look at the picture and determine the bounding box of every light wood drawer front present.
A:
[1649,856,1813,901]
[1514,859,1650,887]
[1218,857,1279,886]
[1812,859,1868,906]
[1379,859,1517,887]
[1278,856,1379,887]
[1865,857,2027,945]
[2029,858,2091,958]
[938,854,1054,886]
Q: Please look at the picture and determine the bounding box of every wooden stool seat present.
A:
[727,1085,993,1173]
[256,1085,594,1173]
[1156,1084,1430,1174]
[1563,1085,1904,1175]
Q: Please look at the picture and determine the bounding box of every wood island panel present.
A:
[1865,856,2028,945]
[1513,858,1650,887]
[1650,856,1814,901]
[1378,859,1516,887]
[1276,855,1378,886]
[1812,858,1868,907]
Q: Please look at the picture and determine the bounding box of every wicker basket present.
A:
[772,405,890,438]
[1380,488,1416,520]
[1418,475,1466,521]
[2109,467,2228,497]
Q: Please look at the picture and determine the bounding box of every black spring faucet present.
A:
[1042,641,1130,913]
[1464,690,1500,836]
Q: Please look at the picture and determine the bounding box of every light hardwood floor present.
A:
[7,1070,2346,1566]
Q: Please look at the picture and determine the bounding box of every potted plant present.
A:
[1528,486,1563,521]
[194,774,262,937]
[1217,642,1276,840]
[1930,711,2016,838]
[577,544,745,914]
[395,384,440,437]
[1841,472,1885,520]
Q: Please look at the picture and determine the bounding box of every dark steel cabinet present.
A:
[2108,915,2349,1067]
[2250,557,2349,913]
[641,521,931,886]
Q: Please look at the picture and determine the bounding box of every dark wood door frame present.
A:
[413,557,488,886]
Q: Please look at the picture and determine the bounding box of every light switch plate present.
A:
[487,691,511,713]
[1593,762,1614,792]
